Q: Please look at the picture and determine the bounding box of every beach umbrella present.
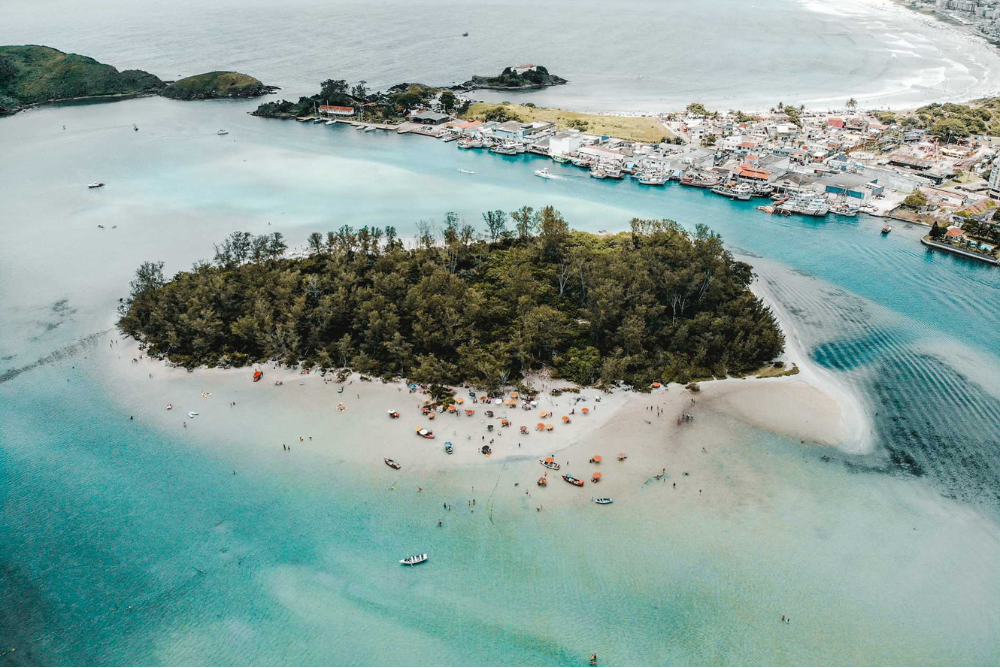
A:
[592,472,602,479]
[537,423,545,430]
[545,424,554,431]
[414,426,422,431]
[652,382,662,388]
[582,407,590,414]
[544,457,555,463]
[540,410,547,417]
[465,409,475,414]
[511,392,519,399]
[448,404,456,412]
[456,397,464,404]
[592,456,602,463]
[561,416,570,423]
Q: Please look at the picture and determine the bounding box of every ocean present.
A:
[2,1,1000,665]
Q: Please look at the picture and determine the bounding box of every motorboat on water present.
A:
[540,458,560,471]
[534,168,555,179]
[590,169,608,180]
[778,195,830,217]
[551,154,570,164]
[457,169,475,174]
[711,183,753,201]
[384,458,401,470]
[166,403,173,411]
[400,553,428,566]
[490,143,518,155]
[829,202,860,217]
[881,224,892,234]
[594,498,613,505]
[562,474,584,487]
[217,129,229,136]
[444,442,454,454]
[187,411,199,418]
[457,139,483,149]
[637,173,667,186]
[88,182,105,189]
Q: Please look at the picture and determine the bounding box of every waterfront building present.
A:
[409,110,450,125]
[319,105,355,117]
[988,161,1000,200]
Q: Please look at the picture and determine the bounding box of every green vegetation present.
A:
[161,71,276,100]
[253,78,462,121]
[459,65,567,90]
[0,45,161,115]
[905,99,1000,140]
[119,209,784,389]
[903,190,928,209]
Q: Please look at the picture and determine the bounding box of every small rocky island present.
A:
[0,45,274,116]
[160,71,278,100]
[455,65,567,91]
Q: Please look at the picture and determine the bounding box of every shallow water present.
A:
[2,50,1000,667]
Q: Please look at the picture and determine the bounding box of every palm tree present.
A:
[846,98,858,111]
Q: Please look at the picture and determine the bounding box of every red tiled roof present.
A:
[737,167,770,180]
[945,228,965,238]
[320,105,354,113]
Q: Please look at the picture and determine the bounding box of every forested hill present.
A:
[0,45,162,114]
[118,208,784,388]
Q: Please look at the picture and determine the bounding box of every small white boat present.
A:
[534,168,555,179]
[217,129,229,136]
[187,411,199,418]
[881,224,892,234]
[458,169,475,174]
[400,553,428,566]
[88,182,105,189]
[166,403,173,411]
[594,498,614,505]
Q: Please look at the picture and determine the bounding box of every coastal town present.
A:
[293,84,1000,265]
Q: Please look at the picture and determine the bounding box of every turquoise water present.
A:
[3,3,1000,656]
[2,95,1000,665]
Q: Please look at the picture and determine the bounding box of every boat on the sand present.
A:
[384,458,401,470]
[562,474,584,487]
[400,553,428,566]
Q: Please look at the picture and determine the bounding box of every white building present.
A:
[548,130,584,157]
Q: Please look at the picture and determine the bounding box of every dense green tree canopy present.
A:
[119,210,784,389]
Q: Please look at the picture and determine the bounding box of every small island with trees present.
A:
[118,208,785,389]
[454,65,567,91]
[0,45,274,116]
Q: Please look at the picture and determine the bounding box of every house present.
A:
[735,163,771,184]
[548,130,584,157]
[578,144,625,165]
[444,119,484,136]
[491,121,530,142]
[409,110,450,125]
[945,227,966,241]
[827,117,846,129]
[319,105,355,117]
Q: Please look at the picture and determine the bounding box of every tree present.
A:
[903,190,928,209]
[320,79,349,98]
[686,102,709,117]
[482,105,519,123]
[511,206,537,240]
[846,98,858,111]
[482,210,508,243]
[929,221,945,239]
[351,81,368,101]
[701,133,716,147]
[0,55,17,89]
[440,90,457,112]
[930,118,970,143]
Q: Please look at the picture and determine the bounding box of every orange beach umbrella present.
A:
[561,416,571,423]
[582,407,590,414]
[592,456,602,463]
[536,423,546,430]
[544,457,555,463]
[540,410,547,417]
[592,472,602,479]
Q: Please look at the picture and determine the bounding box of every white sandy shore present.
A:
[95,320,854,515]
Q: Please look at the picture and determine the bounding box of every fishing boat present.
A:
[551,154,570,164]
[416,428,435,439]
[384,458,401,470]
[637,174,667,186]
[711,183,753,201]
[534,168,555,179]
[217,129,229,136]
[187,411,199,418]
[604,167,624,180]
[490,143,518,155]
[540,458,561,471]
[750,183,774,197]
[590,169,608,180]
[570,156,592,168]
[680,173,720,188]
[594,498,614,505]
[444,442,454,454]
[562,474,584,487]
[400,554,428,566]
[457,138,483,149]
[166,403,173,411]
[778,195,829,217]
[829,202,860,217]
[87,182,105,189]
[881,224,892,234]
[457,169,476,174]
[440,134,457,142]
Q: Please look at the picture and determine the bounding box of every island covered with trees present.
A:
[253,78,466,120]
[456,65,567,91]
[0,45,274,116]
[118,208,784,389]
